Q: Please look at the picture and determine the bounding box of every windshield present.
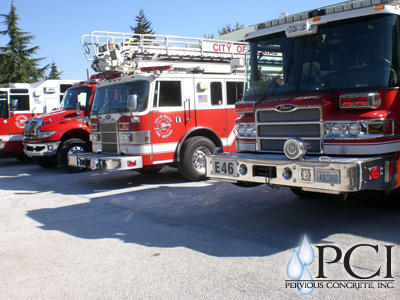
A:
[92,80,149,114]
[60,87,93,110]
[244,14,400,100]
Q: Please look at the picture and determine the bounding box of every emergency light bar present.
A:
[254,0,400,34]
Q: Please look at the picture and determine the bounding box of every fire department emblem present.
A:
[15,115,28,129]
[154,115,173,138]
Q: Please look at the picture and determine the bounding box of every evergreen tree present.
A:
[0,3,48,84]
[204,22,245,39]
[46,61,62,80]
[130,10,155,35]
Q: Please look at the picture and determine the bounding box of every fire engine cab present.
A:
[68,32,246,181]
[23,81,96,172]
[206,0,400,198]
[0,80,78,158]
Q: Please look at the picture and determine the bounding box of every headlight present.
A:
[120,133,132,142]
[330,124,343,137]
[245,125,255,137]
[237,125,245,137]
[37,131,56,138]
[348,123,361,136]
[89,134,100,142]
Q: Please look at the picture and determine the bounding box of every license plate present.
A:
[212,160,237,177]
[315,169,340,184]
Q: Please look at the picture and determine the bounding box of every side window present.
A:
[155,81,182,107]
[226,81,244,105]
[10,95,29,111]
[211,82,222,106]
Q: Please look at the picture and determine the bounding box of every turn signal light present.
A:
[369,166,380,180]
[339,92,381,109]
[128,160,137,167]
[235,101,255,113]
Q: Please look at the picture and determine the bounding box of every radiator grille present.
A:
[100,122,118,154]
[23,118,43,140]
[256,106,323,153]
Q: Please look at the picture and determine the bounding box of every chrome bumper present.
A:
[23,141,61,157]
[206,152,398,193]
[68,152,143,171]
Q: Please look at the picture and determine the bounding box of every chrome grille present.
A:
[23,118,43,139]
[256,106,323,153]
[100,122,118,154]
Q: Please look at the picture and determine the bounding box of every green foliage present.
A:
[0,3,48,84]
[46,61,62,80]
[130,9,155,35]
[204,22,245,39]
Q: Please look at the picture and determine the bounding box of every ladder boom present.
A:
[81,31,247,74]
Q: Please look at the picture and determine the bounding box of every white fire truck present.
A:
[206,0,400,198]
[0,80,78,157]
[68,32,246,181]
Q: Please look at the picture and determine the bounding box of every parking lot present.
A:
[1,157,400,299]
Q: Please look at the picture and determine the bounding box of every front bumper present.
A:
[0,140,4,152]
[68,152,143,171]
[206,152,398,193]
[23,141,61,157]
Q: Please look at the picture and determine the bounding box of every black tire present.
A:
[177,136,215,181]
[58,138,90,173]
[34,156,59,169]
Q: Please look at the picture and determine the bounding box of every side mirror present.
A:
[11,99,19,111]
[127,94,138,112]
[76,102,81,116]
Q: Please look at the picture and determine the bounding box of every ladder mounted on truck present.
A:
[81,31,247,75]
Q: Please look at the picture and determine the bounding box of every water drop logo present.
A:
[286,234,315,295]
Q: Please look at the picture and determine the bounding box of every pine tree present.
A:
[46,61,62,80]
[130,10,155,35]
[0,3,48,84]
[204,22,245,39]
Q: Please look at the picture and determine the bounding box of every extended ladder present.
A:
[81,31,247,74]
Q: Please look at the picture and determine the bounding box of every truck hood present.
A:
[37,109,78,123]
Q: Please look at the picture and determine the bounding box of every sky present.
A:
[0,0,341,81]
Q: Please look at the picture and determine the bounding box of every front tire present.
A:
[58,138,90,173]
[177,136,215,181]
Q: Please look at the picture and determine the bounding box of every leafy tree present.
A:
[46,61,62,80]
[130,9,155,35]
[0,3,48,84]
[204,22,245,39]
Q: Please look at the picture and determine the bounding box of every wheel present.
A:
[58,138,90,173]
[177,136,215,181]
[34,156,59,169]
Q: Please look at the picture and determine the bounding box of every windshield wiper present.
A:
[308,60,338,99]
[115,108,127,117]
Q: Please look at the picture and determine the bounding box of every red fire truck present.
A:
[68,32,246,181]
[23,82,96,172]
[206,0,400,199]
[0,80,77,159]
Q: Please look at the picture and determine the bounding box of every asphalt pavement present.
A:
[1,157,400,299]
